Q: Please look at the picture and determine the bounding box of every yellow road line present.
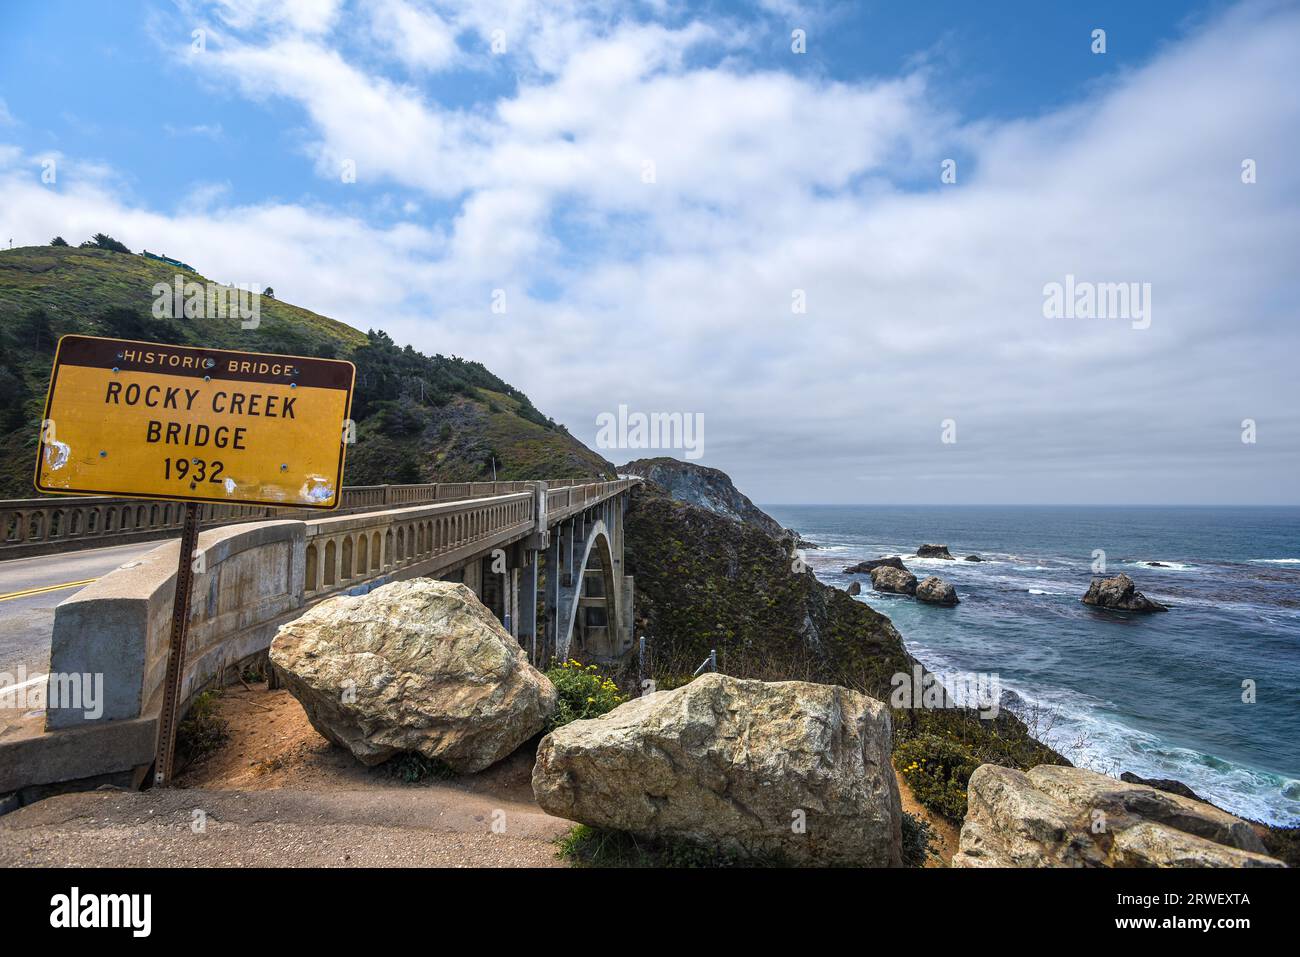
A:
[0,578,98,602]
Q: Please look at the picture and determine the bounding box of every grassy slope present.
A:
[0,245,612,494]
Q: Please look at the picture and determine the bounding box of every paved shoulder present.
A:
[0,785,571,868]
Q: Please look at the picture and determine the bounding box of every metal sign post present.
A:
[32,335,356,787]
[153,501,202,786]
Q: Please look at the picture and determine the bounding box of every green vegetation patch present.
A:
[557,824,778,868]
[381,752,457,784]
[544,659,626,731]
[175,690,230,771]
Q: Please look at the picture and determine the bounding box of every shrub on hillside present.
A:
[901,810,940,867]
[544,659,626,731]
[175,691,229,771]
[79,233,131,253]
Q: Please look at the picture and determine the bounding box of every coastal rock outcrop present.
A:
[532,673,903,866]
[846,580,861,596]
[964,555,983,562]
[270,578,556,772]
[843,556,909,575]
[953,765,1281,868]
[619,457,786,536]
[870,565,918,596]
[915,576,959,606]
[1081,573,1168,612]
[916,544,954,559]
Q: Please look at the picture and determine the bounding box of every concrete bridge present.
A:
[0,478,640,802]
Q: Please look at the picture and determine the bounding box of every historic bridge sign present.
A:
[35,335,355,509]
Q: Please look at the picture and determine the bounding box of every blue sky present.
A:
[1,0,1297,504]
[0,1,1226,216]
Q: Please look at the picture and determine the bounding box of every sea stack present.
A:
[1081,573,1168,613]
[916,576,959,606]
[870,566,918,596]
[916,544,954,559]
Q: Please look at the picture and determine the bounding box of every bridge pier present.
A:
[518,547,539,665]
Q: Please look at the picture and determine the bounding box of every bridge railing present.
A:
[0,480,576,559]
[44,479,640,733]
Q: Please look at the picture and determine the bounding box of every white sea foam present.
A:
[1129,560,1195,571]
[994,679,1300,824]
[1249,558,1300,565]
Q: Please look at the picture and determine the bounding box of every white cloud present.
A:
[5,0,1298,503]
[210,0,343,35]
[368,0,459,72]
[163,122,224,139]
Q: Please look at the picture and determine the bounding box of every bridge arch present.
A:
[556,518,625,663]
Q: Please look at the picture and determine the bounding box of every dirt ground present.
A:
[177,681,541,804]
[894,770,960,866]
[1,682,958,867]
[0,682,570,868]
[185,682,957,863]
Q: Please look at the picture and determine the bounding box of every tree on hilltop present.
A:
[79,233,132,254]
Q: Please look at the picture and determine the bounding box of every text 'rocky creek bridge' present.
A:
[0,478,640,800]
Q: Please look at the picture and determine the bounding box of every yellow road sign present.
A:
[35,335,355,509]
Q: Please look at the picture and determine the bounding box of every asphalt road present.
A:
[0,541,165,725]
[0,785,569,867]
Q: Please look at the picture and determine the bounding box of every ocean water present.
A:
[764,504,1300,826]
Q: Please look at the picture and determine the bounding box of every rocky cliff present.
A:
[624,481,909,692]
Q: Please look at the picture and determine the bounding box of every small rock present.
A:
[915,576,959,606]
[1119,771,1202,802]
[964,554,982,562]
[846,580,861,596]
[843,556,909,575]
[1082,573,1168,613]
[870,565,918,596]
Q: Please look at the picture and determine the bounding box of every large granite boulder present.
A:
[916,576,959,606]
[916,544,954,559]
[270,578,556,773]
[870,565,918,596]
[843,556,909,575]
[1082,573,1168,612]
[953,765,1282,868]
[532,673,902,866]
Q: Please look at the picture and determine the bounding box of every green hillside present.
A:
[0,244,614,495]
